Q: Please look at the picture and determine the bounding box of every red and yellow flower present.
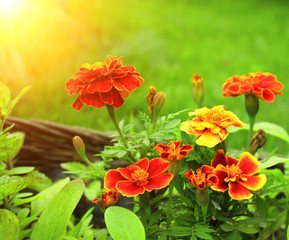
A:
[223,72,283,102]
[92,190,120,207]
[211,150,267,200]
[104,158,173,197]
[180,105,245,148]
[184,165,218,190]
[65,56,144,110]
[153,141,193,162]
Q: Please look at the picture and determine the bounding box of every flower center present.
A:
[131,169,149,186]
[225,164,242,182]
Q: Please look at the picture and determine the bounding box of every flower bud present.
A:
[152,92,166,117]
[146,86,157,114]
[72,136,86,158]
[196,188,209,207]
[245,94,259,117]
[248,129,266,155]
[191,74,204,107]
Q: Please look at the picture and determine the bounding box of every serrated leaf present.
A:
[168,227,192,237]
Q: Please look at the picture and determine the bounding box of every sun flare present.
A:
[0,0,19,14]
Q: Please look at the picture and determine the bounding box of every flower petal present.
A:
[237,152,260,175]
[72,96,84,111]
[144,173,173,192]
[134,158,149,172]
[80,89,105,108]
[104,169,126,191]
[196,130,222,148]
[211,167,228,192]
[116,181,145,197]
[147,158,169,179]
[211,149,227,168]
[228,182,253,200]
[239,174,266,191]
[153,144,169,153]
[118,167,133,180]
[86,77,113,93]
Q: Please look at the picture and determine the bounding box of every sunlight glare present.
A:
[0,0,20,14]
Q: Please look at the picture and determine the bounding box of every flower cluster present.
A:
[185,150,266,200]
[223,72,283,102]
[66,56,144,110]
[180,105,245,148]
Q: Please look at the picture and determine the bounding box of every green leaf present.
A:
[84,180,102,201]
[31,177,70,216]
[31,179,85,240]
[96,232,107,240]
[220,223,234,232]
[0,209,20,240]
[287,225,289,240]
[259,156,289,169]
[11,194,42,207]
[168,227,192,237]
[2,166,35,175]
[0,131,24,162]
[0,175,41,200]
[105,206,145,240]
[228,121,289,143]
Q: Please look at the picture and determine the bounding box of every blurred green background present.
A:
[1,0,288,154]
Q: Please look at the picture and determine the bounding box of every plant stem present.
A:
[106,105,135,164]
[166,178,175,230]
[248,115,255,146]
[201,205,208,224]
[140,191,151,218]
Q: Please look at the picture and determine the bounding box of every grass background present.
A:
[1,0,289,154]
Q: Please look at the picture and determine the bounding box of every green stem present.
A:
[201,205,208,224]
[106,105,135,164]
[140,191,151,218]
[248,115,255,147]
[166,178,175,230]
[0,118,5,134]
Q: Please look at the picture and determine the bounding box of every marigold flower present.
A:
[184,165,218,190]
[104,158,173,197]
[153,141,193,162]
[180,105,245,148]
[65,56,144,110]
[211,150,267,200]
[92,190,120,208]
[222,72,283,103]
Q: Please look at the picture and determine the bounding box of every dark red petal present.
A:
[228,182,253,200]
[180,145,193,152]
[237,152,260,175]
[238,174,266,191]
[116,181,145,197]
[144,173,173,191]
[208,174,218,185]
[201,165,213,174]
[172,141,181,149]
[226,156,239,167]
[211,149,227,168]
[72,96,84,111]
[211,168,228,192]
[86,77,113,93]
[104,169,126,191]
[160,153,170,159]
[147,158,169,179]
[134,158,149,171]
[80,90,105,108]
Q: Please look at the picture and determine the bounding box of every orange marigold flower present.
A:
[211,150,267,200]
[104,158,173,197]
[184,165,218,190]
[92,190,120,207]
[153,141,193,162]
[180,105,245,148]
[223,72,283,102]
[65,56,144,110]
